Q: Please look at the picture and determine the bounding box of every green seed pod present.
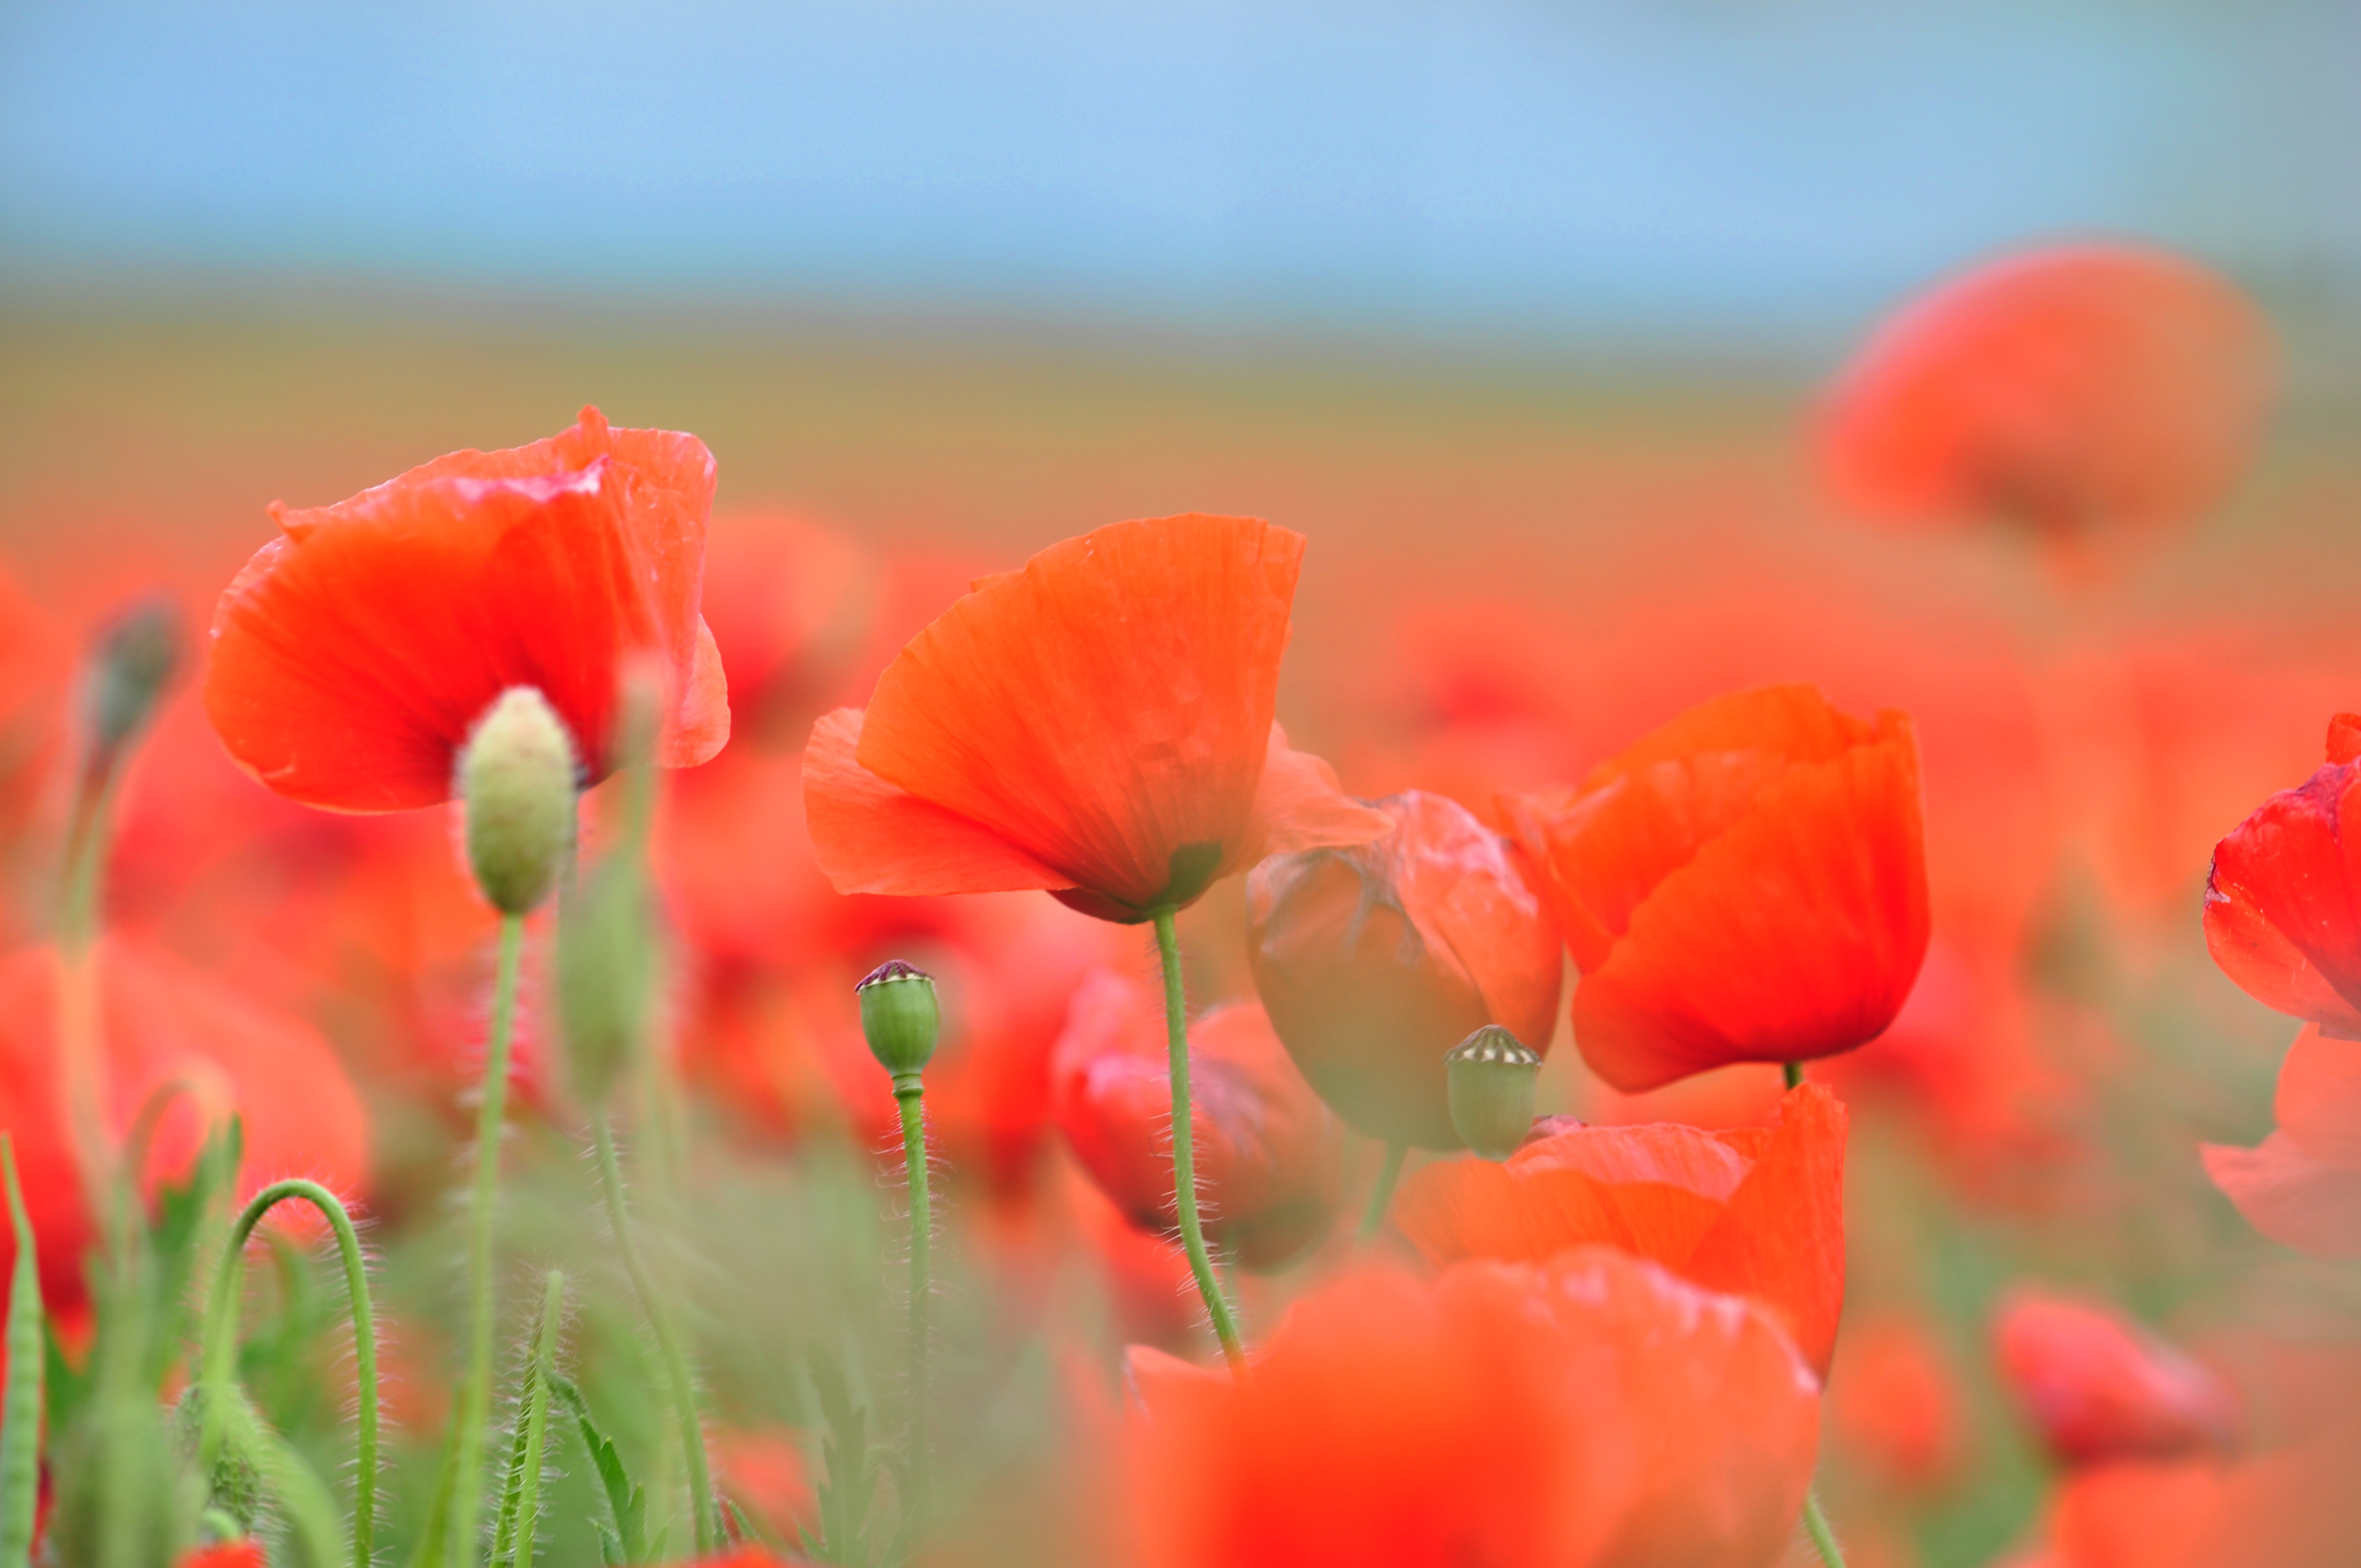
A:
[857,960,940,1084]
[1445,1025,1542,1162]
[557,855,657,1108]
[457,687,578,916]
[81,597,182,780]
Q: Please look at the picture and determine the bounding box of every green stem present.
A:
[450,913,527,1568]
[592,1115,717,1556]
[894,1076,931,1520]
[1801,1491,1847,1567]
[1150,909,1247,1374]
[1783,1060,1805,1091]
[508,1272,565,1568]
[195,1177,379,1568]
[1359,1141,1408,1245]
[0,1139,42,1568]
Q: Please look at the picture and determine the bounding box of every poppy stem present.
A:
[450,911,526,1568]
[1360,1141,1407,1244]
[894,1074,932,1521]
[591,1113,720,1556]
[1801,1490,1848,1567]
[1783,1060,1805,1091]
[1150,908,1248,1374]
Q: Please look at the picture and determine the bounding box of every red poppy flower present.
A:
[204,406,730,812]
[1994,1291,2242,1467]
[176,1544,266,1568]
[1123,1250,1820,1568]
[0,936,370,1327]
[1394,1083,1846,1376]
[1246,790,1562,1148]
[1499,683,1929,1093]
[1827,1313,1966,1490]
[802,513,1389,924]
[1820,244,2275,574]
[1051,970,1342,1268]
[2203,715,2361,1037]
[2202,1023,2361,1259]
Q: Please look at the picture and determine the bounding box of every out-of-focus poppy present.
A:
[697,510,875,751]
[1394,1084,1846,1376]
[1122,1250,1820,1568]
[0,935,370,1327]
[802,513,1388,924]
[176,1543,266,1568]
[1819,244,2275,576]
[2202,1023,2361,1259]
[1051,970,1342,1269]
[710,1424,817,1549]
[1245,790,1562,1149]
[205,406,730,811]
[1994,1291,2242,1467]
[2202,715,2361,1036]
[1828,1313,1968,1491]
[1500,684,1928,1094]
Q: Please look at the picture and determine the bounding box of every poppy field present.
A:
[0,243,2358,1568]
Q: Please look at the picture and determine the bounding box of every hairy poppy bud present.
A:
[858,960,940,1084]
[458,687,578,916]
[1445,1026,1540,1161]
[81,597,181,783]
[557,856,657,1107]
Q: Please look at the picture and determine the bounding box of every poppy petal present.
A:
[2275,1024,2361,1168]
[1690,1084,1849,1377]
[656,617,732,767]
[1236,726,1394,866]
[802,707,1074,898]
[2204,1133,2361,1259]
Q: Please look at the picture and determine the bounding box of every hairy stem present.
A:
[1150,909,1246,1373]
[450,913,526,1568]
[894,1076,931,1520]
[508,1272,566,1568]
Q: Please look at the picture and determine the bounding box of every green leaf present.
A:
[0,1136,45,1568]
[401,1436,460,1568]
[802,1350,886,1568]
[546,1371,649,1565]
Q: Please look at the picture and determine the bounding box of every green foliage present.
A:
[546,1371,655,1566]
[0,1137,45,1568]
[799,1350,896,1568]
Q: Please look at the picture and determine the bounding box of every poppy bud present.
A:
[557,856,657,1108]
[81,597,181,783]
[1445,1026,1540,1161]
[858,960,940,1085]
[458,687,578,916]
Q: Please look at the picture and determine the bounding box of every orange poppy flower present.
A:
[176,1545,266,1568]
[802,513,1388,923]
[1827,1313,1967,1491]
[1994,1291,2242,1468]
[1499,684,1928,1093]
[204,406,729,812]
[1393,1082,1846,1376]
[1122,1250,1820,1568]
[1052,970,1342,1269]
[1246,789,1562,1149]
[2202,1022,2361,1259]
[0,936,370,1326]
[1819,244,2275,575]
[2203,715,2361,1037]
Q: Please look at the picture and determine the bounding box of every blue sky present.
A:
[3,1,2352,346]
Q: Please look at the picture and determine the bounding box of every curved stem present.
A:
[1359,1141,1407,1245]
[1149,910,1246,1374]
[450,912,526,1568]
[1800,1491,1847,1568]
[893,1076,931,1520]
[195,1177,378,1568]
[592,1115,717,1556]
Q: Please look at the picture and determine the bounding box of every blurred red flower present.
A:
[1051,970,1342,1269]
[0,935,370,1325]
[204,406,729,810]
[1819,244,2275,578]
[2203,714,2361,1037]
[803,513,1387,923]
[1994,1291,2242,1468]
[1245,789,1562,1150]
[1827,1313,1967,1491]
[1500,683,1928,1093]
[1122,1250,1819,1568]
[1394,1083,1846,1376]
[2202,1023,2361,1259]
[176,1543,266,1568]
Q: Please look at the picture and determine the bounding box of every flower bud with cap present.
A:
[458,686,578,916]
[80,597,181,788]
[857,960,940,1085]
[1445,1025,1541,1161]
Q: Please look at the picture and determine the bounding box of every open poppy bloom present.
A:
[1819,244,2275,575]
[1994,1291,2242,1467]
[1123,1250,1820,1568]
[1246,790,1562,1149]
[0,935,371,1327]
[1827,1312,1967,1491]
[802,513,1389,923]
[1052,970,1342,1268]
[205,406,730,811]
[2203,715,2361,1037]
[1394,1082,1845,1375]
[1499,684,1928,1094]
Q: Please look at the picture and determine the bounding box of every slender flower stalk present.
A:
[195,1178,379,1568]
[0,1138,41,1568]
[449,913,526,1568]
[1785,1054,1849,1568]
[507,1271,567,1568]
[893,1077,932,1517]
[592,1117,719,1555]
[1150,910,1247,1373]
[1359,1142,1407,1244]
